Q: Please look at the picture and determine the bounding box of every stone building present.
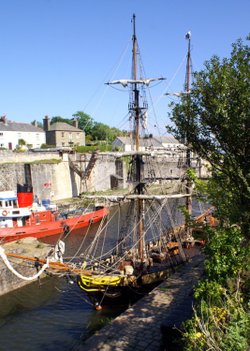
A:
[43,116,85,147]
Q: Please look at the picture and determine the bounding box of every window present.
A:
[0,132,3,136]
[62,132,64,137]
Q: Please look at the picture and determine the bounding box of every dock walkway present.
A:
[81,252,204,351]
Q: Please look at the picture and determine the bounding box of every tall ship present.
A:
[75,15,201,308]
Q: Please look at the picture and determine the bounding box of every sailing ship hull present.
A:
[0,207,109,243]
[77,255,184,307]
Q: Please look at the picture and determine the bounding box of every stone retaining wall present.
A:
[0,151,211,201]
[0,238,51,297]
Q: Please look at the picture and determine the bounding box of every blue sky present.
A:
[0,0,249,134]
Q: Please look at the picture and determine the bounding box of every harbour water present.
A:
[0,199,205,350]
[0,205,128,351]
[0,275,125,351]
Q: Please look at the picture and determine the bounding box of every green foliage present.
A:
[183,296,250,351]
[168,35,250,350]
[26,159,61,164]
[72,111,94,135]
[183,225,250,350]
[203,226,248,283]
[31,120,43,129]
[75,144,112,153]
[168,37,250,238]
[186,168,209,201]
[91,122,123,142]
[46,111,126,143]
[18,138,26,145]
[194,280,225,303]
[50,116,72,125]
[40,144,56,149]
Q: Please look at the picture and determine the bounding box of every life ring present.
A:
[2,210,8,216]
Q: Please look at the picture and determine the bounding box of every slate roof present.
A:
[48,122,82,132]
[114,135,180,146]
[0,121,44,133]
[154,135,180,144]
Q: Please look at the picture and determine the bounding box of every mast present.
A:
[106,14,165,261]
[132,14,144,260]
[132,14,140,151]
[184,32,193,237]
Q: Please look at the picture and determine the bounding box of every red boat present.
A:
[0,186,109,243]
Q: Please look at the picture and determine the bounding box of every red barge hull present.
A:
[0,207,109,243]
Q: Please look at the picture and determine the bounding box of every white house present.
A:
[0,116,46,150]
[112,135,186,157]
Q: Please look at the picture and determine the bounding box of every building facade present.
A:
[43,116,85,147]
[112,135,187,157]
[0,116,46,150]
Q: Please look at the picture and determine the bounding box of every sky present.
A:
[0,0,249,135]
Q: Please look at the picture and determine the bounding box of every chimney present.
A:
[43,115,50,131]
[0,115,7,124]
[72,118,78,129]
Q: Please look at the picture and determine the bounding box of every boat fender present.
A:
[2,210,8,216]
[95,303,102,311]
[89,218,94,224]
[54,240,65,263]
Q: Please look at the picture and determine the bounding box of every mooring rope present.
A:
[0,245,49,281]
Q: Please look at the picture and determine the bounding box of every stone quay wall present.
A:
[0,238,51,297]
[0,151,210,202]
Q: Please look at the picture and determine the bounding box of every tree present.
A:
[50,116,72,125]
[91,122,111,141]
[72,111,94,135]
[31,120,43,129]
[168,37,250,237]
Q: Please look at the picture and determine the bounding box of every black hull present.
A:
[78,279,163,307]
[77,265,176,308]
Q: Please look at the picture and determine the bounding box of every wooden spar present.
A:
[5,252,91,275]
[81,194,192,201]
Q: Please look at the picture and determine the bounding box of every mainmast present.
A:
[106,14,165,261]
[132,14,144,260]
[132,14,140,151]
[184,32,193,238]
